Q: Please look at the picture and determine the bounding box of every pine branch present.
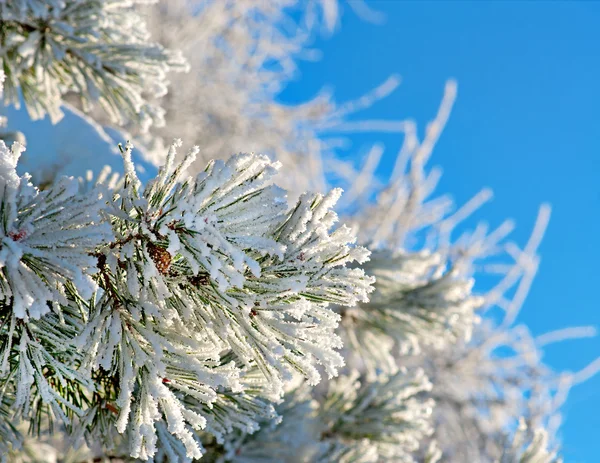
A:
[0,0,187,130]
[0,139,370,461]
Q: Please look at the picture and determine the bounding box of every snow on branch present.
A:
[0,0,187,130]
[498,419,560,463]
[64,139,373,460]
[220,369,435,463]
[340,250,483,377]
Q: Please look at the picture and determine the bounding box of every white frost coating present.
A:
[0,140,112,319]
[226,369,435,463]
[70,141,373,460]
[133,0,401,198]
[0,0,187,129]
[340,250,483,378]
[497,419,560,463]
[315,369,435,463]
[0,0,593,460]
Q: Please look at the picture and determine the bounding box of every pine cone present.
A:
[147,242,171,275]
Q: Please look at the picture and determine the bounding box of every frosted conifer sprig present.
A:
[0,388,19,457]
[0,0,187,130]
[0,139,110,454]
[76,140,373,460]
[339,250,483,377]
[0,140,111,320]
[172,365,281,462]
[498,419,561,463]
[0,300,93,435]
[213,384,320,462]
[315,369,435,463]
[225,188,374,392]
[220,369,435,463]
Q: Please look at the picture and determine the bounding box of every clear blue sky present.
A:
[280,1,600,461]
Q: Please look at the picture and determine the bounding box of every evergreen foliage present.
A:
[0,2,590,462]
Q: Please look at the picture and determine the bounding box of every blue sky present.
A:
[280,1,600,460]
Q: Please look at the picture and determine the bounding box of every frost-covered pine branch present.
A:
[498,419,560,463]
[329,81,592,462]
[139,0,338,171]
[1,1,595,461]
[213,368,435,463]
[3,0,400,196]
[0,133,373,460]
[126,0,400,196]
[314,369,434,463]
[339,250,483,377]
[0,0,186,130]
